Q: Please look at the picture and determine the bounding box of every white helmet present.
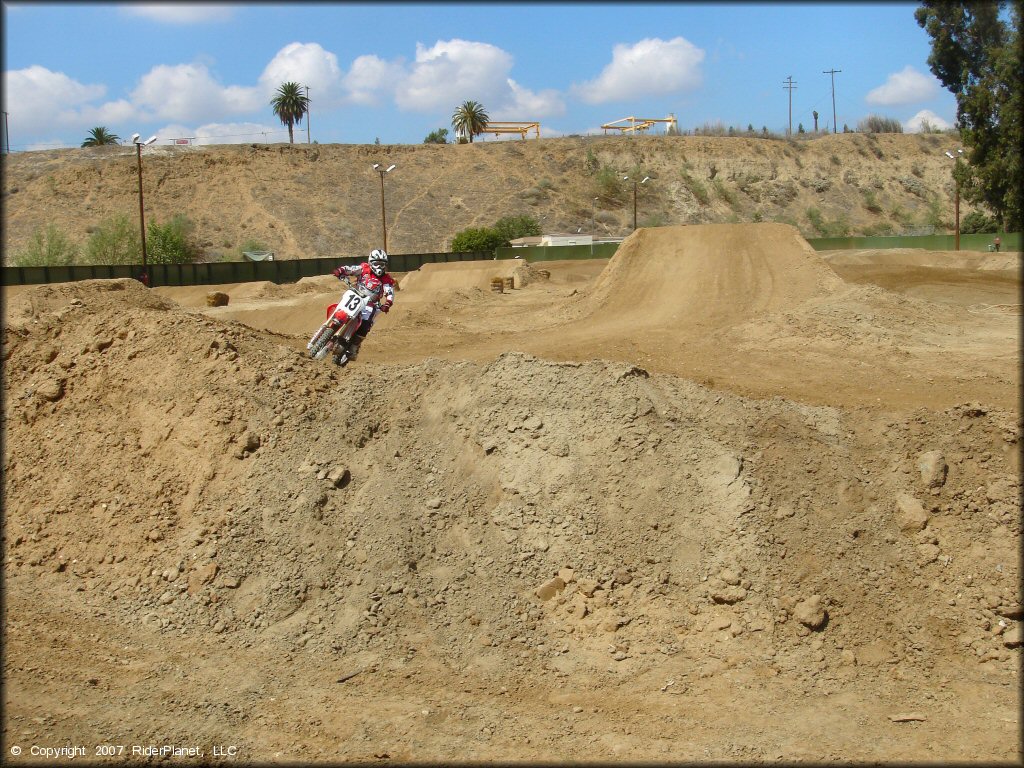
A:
[369,248,388,276]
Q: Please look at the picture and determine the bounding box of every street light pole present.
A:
[132,133,158,279]
[944,148,963,251]
[624,175,650,231]
[592,197,598,231]
[305,85,311,144]
[373,163,396,250]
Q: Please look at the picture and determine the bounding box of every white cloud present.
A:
[121,4,234,24]
[905,109,952,133]
[396,39,513,112]
[866,66,938,106]
[4,65,108,133]
[573,37,705,105]
[503,79,565,119]
[131,63,261,122]
[343,55,405,106]
[259,42,345,108]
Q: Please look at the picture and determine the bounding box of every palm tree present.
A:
[451,100,489,143]
[270,82,309,144]
[81,127,121,147]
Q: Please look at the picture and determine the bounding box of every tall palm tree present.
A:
[270,82,309,144]
[451,100,489,143]
[81,127,121,147]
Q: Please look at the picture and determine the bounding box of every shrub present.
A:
[680,169,709,205]
[712,178,737,206]
[858,115,903,133]
[596,165,625,201]
[806,207,851,237]
[450,227,505,253]
[83,214,140,265]
[423,128,449,144]
[960,210,998,234]
[494,215,541,244]
[146,215,201,265]
[862,189,883,213]
[13,224,79,266]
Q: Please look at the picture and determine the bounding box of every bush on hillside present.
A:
[146,215,202,264]
[83,214,141,265]
[858,115,904,133]
[13,224,79,267]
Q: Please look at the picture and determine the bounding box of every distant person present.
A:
[137,271,149,287]
[330,248,395,361]
[993,236,1001,252]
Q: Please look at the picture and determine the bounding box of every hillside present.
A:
[1,132,976,264]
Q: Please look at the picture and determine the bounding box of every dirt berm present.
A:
[1,223,1020,762]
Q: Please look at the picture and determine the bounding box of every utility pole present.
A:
[783,76,797,137]
[305,85,311,144]
[823,68,841,134]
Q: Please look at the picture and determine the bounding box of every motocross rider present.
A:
[331,248,395,362]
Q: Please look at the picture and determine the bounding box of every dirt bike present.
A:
[306,277,375,367]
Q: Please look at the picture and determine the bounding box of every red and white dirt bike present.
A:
[306,277,375,367]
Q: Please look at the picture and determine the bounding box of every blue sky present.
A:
[2,2,958,150]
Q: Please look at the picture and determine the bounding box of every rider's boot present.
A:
[347,340,362,361]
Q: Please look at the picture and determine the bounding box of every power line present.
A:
[782,76,797,137]
[824,68,842,134]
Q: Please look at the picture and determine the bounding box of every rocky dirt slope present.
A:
[2,223,1020,761]
[2,132,978,263]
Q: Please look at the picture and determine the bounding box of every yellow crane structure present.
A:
[601,114,679,135]
[480,121,541,139]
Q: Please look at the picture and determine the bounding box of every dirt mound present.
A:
[581,223,844,332]
[2,259,1020,761]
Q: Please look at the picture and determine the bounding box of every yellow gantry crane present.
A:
[601,114,679,135]
[480,121,541,139]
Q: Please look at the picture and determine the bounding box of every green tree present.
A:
[423,128,449,144]
[451,100,489,143]
[81,127,121,147]
[915,0,1021,229]
[269,82,309,144]
[493,215,541,245]
[450,226,505,253]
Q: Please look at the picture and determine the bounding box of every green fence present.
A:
[1,250,493,288]
[806,232,1019,252]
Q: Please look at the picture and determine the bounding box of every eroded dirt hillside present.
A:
[2,271,1020,762]
[2,132,978,263]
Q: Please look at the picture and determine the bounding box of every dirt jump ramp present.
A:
[583,223,844,333]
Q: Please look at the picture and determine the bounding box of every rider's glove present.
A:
[379,301,391,313]
[332,267,346,279]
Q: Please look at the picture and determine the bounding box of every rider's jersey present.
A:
[336,263,395,307]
